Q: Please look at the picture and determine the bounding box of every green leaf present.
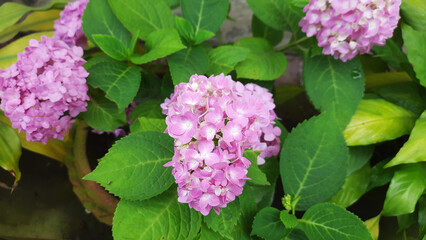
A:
[0,2,31,34]
[397,213,417,232]
[87,61,141,111]
[402,23,426,88]
[168,47,209,84]
[300,203,373,240]
[274,84,304,105]
[280,113,349,210]
[347,146,374,175]
[367,160,395,191]
[246,0,302,32]
[175,17,195,43]
[252,15,284,46]
[0,9,60,43]
[194,29,215,45]
[204,199,241,239]
[200,223,228,240]
[92,34,130,61]
[280,211,298,229]
[344,98,417,146]
[303,55,365,129]
[84,54,115,71]
[385,111,426,167]
[251,207,287,240]
[244,149,270,186]
[400,0,426,32]
[0,121,21,185]
[206,45,249,75]
[108,0,175,40]
[82,0,130,47]
[130,117,167,133]
[0,0,67,34]
[130,28,186,64]
[418,196,426,237]
[235,37,287,81]
[129,99,164,121]
[365,72,412,89]
[330,163,371,208]
[382,163,426,216]
[372,39,408,71]
[112,188,202,240]
[164,0,180,8]
[181,0,229,35]
[81,89,127,132]
[84,131,174,200]
[368,82,426,115]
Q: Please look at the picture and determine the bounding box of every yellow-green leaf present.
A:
[385,111,426,167]
[365,214,381,240]
[0,31,54,69]
[0,9,60,43]
[0,2,31,33]
[365,72,412,89]
[344,98,417,146]
[0,115,67,162]
[0,121,21,185]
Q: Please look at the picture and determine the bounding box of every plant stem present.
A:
[277,37,310,52]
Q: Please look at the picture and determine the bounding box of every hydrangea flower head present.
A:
[0,36,89,143]
[162,74,281,215]
[54,0,89,47]
[299,0,401,61]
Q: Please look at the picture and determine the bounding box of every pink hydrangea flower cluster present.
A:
[161,74,281,215]
[54,0,89,48]
[0,36,89,143]
[299,0,401,61]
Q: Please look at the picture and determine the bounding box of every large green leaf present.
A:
[129,99,164,120]
[82,0,130,47]
[84,131,174,200]
[303,55,365,129]
[385,111,426,167]
[113,188,202,240]
[280,113,349,210]
[400,0,426,32]
[168,47,209,84]
[251,207,287,240]
[204,199,241,239]
[130,28,186,64]
[369,82,426,115]
[130,117,167,133]
[87,61,141,111]
[344,98,417,146]
[0,121,21,185]
[0,0,67,34]
[300,203,373,240]
[382,163,426,216]
[330,164,371,208]
[181,0,229,35]
[402,24,426,88]
[206,46,249,75]
[200,223,227,240]
[252,15,284,46]
[81,89,127,132]
[235,37,287,81]
[244,149,270,186]
[108,0,175,40]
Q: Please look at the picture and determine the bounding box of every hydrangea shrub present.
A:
[0,0,425,239]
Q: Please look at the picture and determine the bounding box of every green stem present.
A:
[277,37,310,52]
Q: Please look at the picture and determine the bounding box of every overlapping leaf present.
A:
[84,131,174,200]
[113,188,201,240]
[281,113,349,210]
[402,24,426,88]
[168,47,209,84]
[0,121,21,185]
